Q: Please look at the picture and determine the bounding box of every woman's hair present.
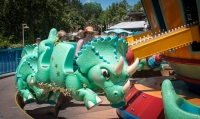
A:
[78,26,96,38]
[54,30,66,43]
[83,32,87,37]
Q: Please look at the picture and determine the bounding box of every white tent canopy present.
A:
[108,21,146,30]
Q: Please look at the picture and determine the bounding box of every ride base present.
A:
[117,76,200,119]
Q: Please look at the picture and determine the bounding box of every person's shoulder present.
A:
[78,38,84,41]
[77,39,84,43]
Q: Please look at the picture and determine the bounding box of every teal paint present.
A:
[150,0,167,31]
[188,45,200,54]
[196,0,200,24]
[158,0,169,30]
[178,0,187,25]
[149,0,161,31]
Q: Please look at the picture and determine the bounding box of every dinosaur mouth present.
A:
[104,93,121,103]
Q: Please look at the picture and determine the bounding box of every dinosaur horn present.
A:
[123,79,130,93]
[114,56,124,75]
[126,58,139,76]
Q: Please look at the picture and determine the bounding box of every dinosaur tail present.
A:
[162,79,200,119]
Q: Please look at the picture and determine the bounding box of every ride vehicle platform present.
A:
[116,73,200,119]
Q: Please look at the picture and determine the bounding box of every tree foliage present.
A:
[0,0,85,45]
[130,1,142,12]
[0,0,141,48]
[82,2,103,22]
[102,1,129,28]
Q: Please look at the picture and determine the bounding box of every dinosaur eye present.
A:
[101,69,110,80]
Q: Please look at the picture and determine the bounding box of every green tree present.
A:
[71,0,83,12]
[82,2,103,22]
[0,0,73,45]
[102,1,128,29]
[67,8,86,31]
[130,1,142,12]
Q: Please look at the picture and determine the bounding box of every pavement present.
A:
[0,76,28,119]
[0,76,120,119]
[0,72,15,79]
[25,94,119,119]
[0,68,173,119]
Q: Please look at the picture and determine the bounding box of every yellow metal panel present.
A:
[131,25,200,60]
[160,0,184,29]
[143,0,159,32]
[164,45,200,60]
[126,30,153,43]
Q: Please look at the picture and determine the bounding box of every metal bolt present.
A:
[131,108,134,112]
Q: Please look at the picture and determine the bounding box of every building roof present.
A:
[108,21,146,30]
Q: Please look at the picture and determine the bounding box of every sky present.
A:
[80,0,140,10]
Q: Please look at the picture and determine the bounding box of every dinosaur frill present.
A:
[76,36,129,74]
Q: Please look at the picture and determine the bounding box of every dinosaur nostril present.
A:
[113,91,118,96]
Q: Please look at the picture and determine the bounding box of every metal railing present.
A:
[0,48,23,75]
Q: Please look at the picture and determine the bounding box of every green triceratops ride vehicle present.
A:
[15,28,139,115]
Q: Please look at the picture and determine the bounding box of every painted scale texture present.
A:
[15,28,139,110]
[162,80,200,119]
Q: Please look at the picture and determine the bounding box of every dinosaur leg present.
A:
[77,88,102,110]
[137,58,146,71]
[47,90,60,104]
[26,74,49,101]
[160,65,164,70]
[153,65,164,71]
[137,63,143,71]
[17,78,35,104]
[64,74,102,110]
[153,68,161,71]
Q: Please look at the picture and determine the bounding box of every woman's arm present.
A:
[75,39,84,57]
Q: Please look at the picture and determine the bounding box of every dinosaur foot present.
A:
[22,93,35,104]
[47,91,60,105]
[84,96,102,110]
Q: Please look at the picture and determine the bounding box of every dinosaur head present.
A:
[76,36,139,107]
